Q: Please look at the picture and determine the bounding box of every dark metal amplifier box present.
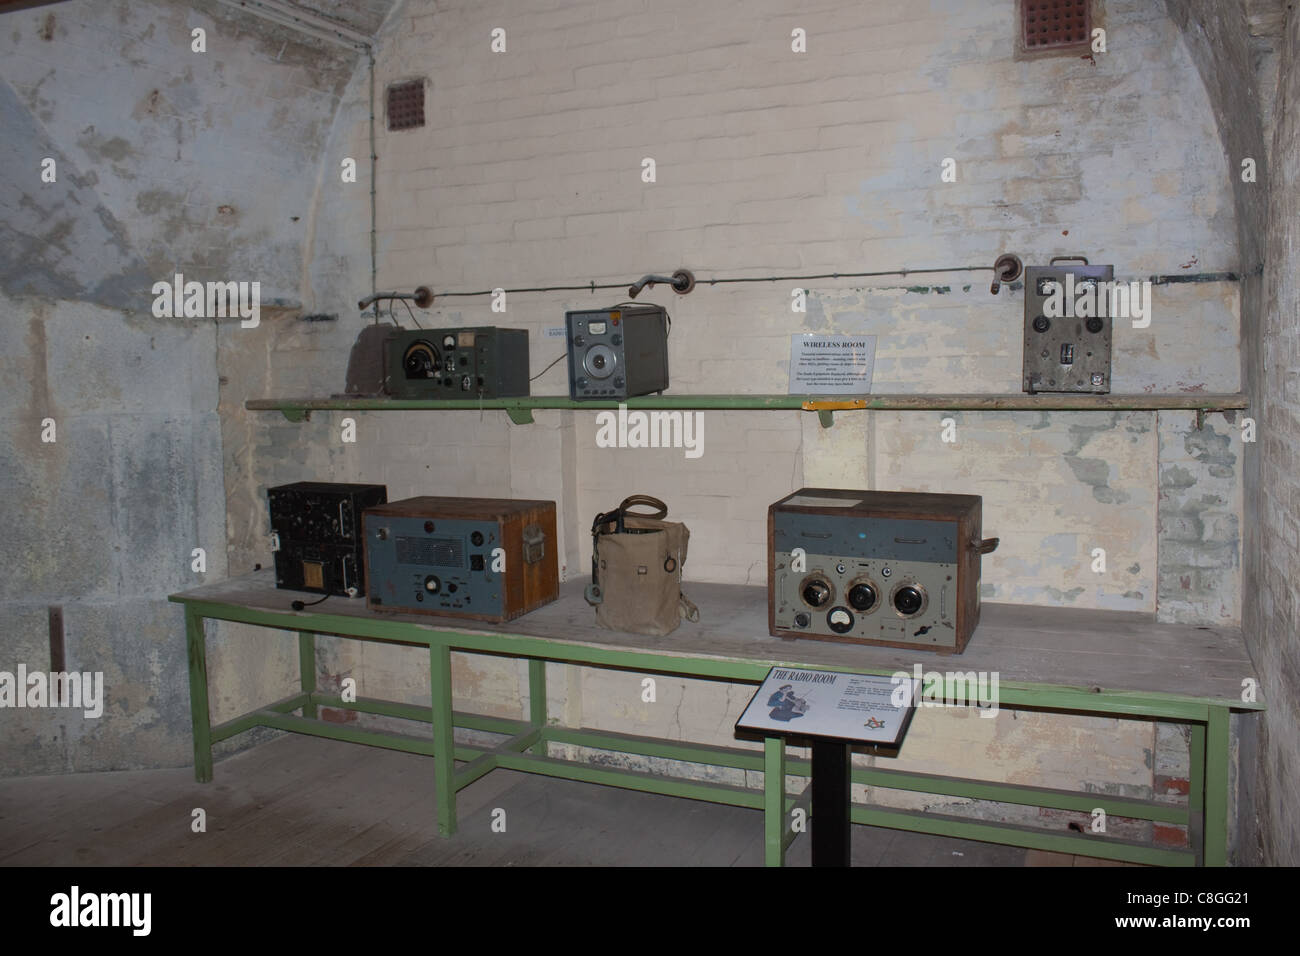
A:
[268,481,388,598]
[768,488,998,654]
[386,327,530,399]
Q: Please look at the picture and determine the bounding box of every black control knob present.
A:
[470,531,484,546]
[894,585,924,616]
[574,335,585,347]
[423,575,441,594]
[1085,317,1104,334]
[794,612,810,628]
[801,578,832,608]
[848,583,877,611]
[611,334,622,346]
[1032,315,1051,333]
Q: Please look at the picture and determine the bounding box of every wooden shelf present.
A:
[246,392,1248,427]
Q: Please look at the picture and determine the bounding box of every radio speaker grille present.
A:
[396,536,464,567]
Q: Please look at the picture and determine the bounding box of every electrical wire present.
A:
[399,297,422,329]
[530,352,568,381]
[365,296,423,328]
[426,264,1000,299]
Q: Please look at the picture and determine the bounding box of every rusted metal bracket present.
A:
[802,399,869,429]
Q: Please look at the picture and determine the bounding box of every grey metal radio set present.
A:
[565,304,670,400]
[1022,256,1115,394]
[768,489,998,655]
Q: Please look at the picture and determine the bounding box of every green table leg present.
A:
[528,659,547,756]
[1189,721,1205,865]
[1204,706,1229,866]
[299,631,317,720]
[184,606,213,783]
[764,736,787,867]
[431,642,457,836]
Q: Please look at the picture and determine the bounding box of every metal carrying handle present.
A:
[972,537,1000,554]
[1049,255,1090,266]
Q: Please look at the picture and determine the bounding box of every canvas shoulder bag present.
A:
[584,495,699,636]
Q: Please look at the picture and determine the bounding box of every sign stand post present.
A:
[737,667,920,868]
[811,739,852,867]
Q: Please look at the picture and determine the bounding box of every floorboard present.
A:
[0,734,1131,867]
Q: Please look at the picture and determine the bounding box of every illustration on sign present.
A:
[767,684,810,722]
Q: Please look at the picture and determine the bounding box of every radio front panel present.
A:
[364,515,505,617]
[771,512,961,649]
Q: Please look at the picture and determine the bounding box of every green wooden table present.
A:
[170,572,1262,866]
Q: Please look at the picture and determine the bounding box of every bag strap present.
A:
[618,495,668,520]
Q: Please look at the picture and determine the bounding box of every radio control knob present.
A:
[611,334,622,346]
[894,585,924,616]
[848,583,877,611]
[576,377,588,389]
[801,578,831,608]
[424,575,441,594]
[613,377,625,388]
[794,612,810,628]
[574,335,585,347]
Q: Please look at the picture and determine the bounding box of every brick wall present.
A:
[251,0,1250,832]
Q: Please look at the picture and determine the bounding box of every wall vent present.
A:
[386,79,425,132]
[1022,0,1092,52]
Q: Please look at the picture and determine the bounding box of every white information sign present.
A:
[737,667,919,747]
[788,334,877,394]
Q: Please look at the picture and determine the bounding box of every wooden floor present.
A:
[0,734,1138,867]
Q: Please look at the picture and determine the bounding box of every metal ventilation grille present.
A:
[396,535,464,568]
[1023,0,1091,50]
[386,80,425,131]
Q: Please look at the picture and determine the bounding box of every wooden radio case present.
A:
[768,488,998,654]
[363,496,558,622]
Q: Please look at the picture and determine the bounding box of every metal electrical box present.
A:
[1022,257,1114,394]
[386,327,530,399]
[566,304,670,401]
